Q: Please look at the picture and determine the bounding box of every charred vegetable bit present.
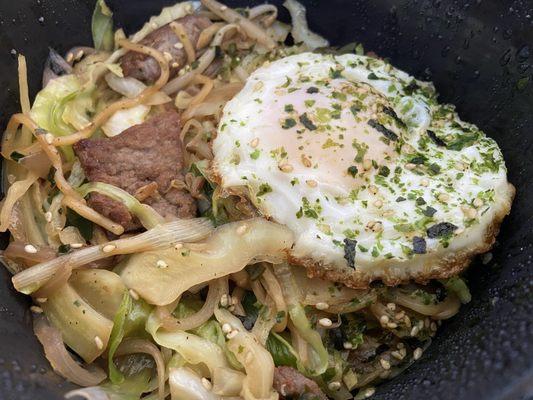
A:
[343,238,357,268]
[426,222,458,238]
[367,119,399,141]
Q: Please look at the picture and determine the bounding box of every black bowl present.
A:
[0,1,532,399]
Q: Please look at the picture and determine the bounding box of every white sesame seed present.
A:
[362,159,372,170]
[201,377,212,390]
[462,206,477,219]
[24,244,38,254]
[473,198,484,208]
[405,163,416,170]
[174,42,184,49]
[279,163,294,172]
[44,133,55,145]
[220,294,229,307]
[368,185,378,194]
[380,315,389,325]
[391,351,403,360]
[404,315,412,328]
[174,243,184,250]
[156,259,168,269]
[386,303,396,311]
[236,224,248,235]
[387,322,398,329]
[66,52,74,63]
[102,244,116,253]
[250,137,259,148]
[36,297,47,304]
[306,179,317,188]
[373,199,383,208]
[220,5,228,10]
[226,330,239,339]
[163,51,173,61]
[395,311,405,321]
[380,358,391,370]
[94,336,104,350]
[420,178,429,187]
[343,342,353,350]
[222,323,232,334]
[430,322,438,331]
[301,154,312,167]
[413,347,423,360]
[315,302,330,310]
[327,381,341,391]
[438,193,450,203]
[75,49,84,60]
[70,243,83,249]
[44,211,52,222]
[129,289,139,300]
[318,318,333,327]
[171,62,180,68]
[30,306,43,314]
[364,387,375,398]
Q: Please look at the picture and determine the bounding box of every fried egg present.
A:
[212,52,514,287]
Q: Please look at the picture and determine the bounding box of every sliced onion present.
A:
[3,241,56,265]
[19,151,52,178]
[169,367,221,400]
[65,387,109,400]
[283,0,329,50]
[385,288,461,319]
[33,315,106,387]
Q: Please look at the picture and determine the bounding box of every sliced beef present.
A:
[121,15,212,83]
[273,366,327,400]
[74,111,196,231]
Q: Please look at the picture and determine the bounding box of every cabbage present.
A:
[102,104,151,137]
[120,218,294,306]
[92,0,115,51]
[30,74,95,161]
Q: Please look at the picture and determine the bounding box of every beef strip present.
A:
[273,366,327,400]
[121,14,212,83]
[74,111,196,231]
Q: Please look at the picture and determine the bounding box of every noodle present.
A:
[170,21,196,64]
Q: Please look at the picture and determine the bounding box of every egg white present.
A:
[212,52,514,286]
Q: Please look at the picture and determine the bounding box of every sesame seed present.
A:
[279,163,294,172]
[201,378,212,390]
[379,315,389,325]
[222,323,232,333]
[36,297,47,303]
[129,289,139,300]
[220,5,228,10]
[156,259,168,269]
[66,52,74,62]
[226,330,238,339]
[171,62,180,68]
[301,154,312,167]
[362,159,372,170]
[382,210,394,217]
[404,315,412,328]
[24,244,37,254]
[343,342,353,349]
[364,387,375,398]
[397,342,405,349]
[430,322,438,331]
[306,179,317,188]
[174,42,184,49]
[391,351,403,360]
[30,306,43,313]
[174,243,184,250]
[44,133,55,144]
[163,51,173,61]
[75,50,84,60]
[473,198,484,208]
[420,178,429,187]
[386,303,396,311]
[462,206,477,219]
[438,193,450,203]
[380,358,391,370]
[318,318,333,327]
[373,199,383,208]
[315,302,330,310]
[405,163,416,170]
[70,243,83,249]
[220,294,229,307]
[368,185,378,194]
[399,348,407,358]
[44,212,52,222]
[387,322,398,329]
[236,224,248,235]
[395,311,405,320]
[413,347,423,360]
[455,161,467,171]
[250,137,259,148]
[94,336,104,350]
[102,244,116,253]
[327,381,341,391]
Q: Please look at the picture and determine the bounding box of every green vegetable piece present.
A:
[92,0,115,51]
[108,292,132,384]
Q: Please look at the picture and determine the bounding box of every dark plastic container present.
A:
[0,1,531,399]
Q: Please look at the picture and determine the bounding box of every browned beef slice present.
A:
[73,111,196,230]
[273,366,327,400]
[121,15,212,83]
